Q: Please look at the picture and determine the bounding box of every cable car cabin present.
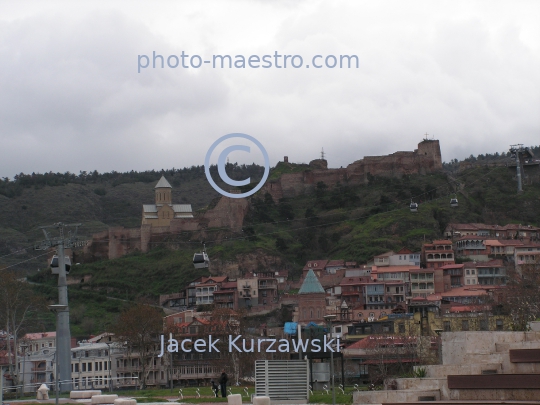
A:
[193,252,210,269]
[450,198,459,208]
[50,255,71,275]
[410,202,419,213]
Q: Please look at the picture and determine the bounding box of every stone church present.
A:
[142,176,194,227]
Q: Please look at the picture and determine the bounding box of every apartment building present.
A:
[422,240,455,268]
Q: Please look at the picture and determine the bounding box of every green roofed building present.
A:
[297,269,327,325]
[299,269,326,294]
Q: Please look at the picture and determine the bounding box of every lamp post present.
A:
[323,314,337,405]
[20,344,28,396]
[48,304,68,405]
[105,343,112,393]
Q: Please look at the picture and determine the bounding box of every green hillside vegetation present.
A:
[4,147,540,337]
[0,164,263,271]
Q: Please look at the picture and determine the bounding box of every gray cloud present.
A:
[0,1,538,178]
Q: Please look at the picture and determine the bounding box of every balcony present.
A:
[195,291,214,297]
[258,282,277,289]
[213,295,233,303]
[411,283,434,291]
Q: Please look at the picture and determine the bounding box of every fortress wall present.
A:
[307,168,347,186]
[108,226,142,259]
[264,181,284,201]
[170,218,200,233]
[140,224,152,253]
[280,173,307,198]
[203,196,248,232]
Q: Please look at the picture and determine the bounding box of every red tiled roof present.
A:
[346,335,418,350]
[440,264,464,269]
[498,240,526,246]
[372,265,420,273]
[374,251,395,258]
[447,305,486,313]
[430,240,452,244]
[327,260,345,267]
[24,332,56,340]
[217,281,237,289]
[303,260,329,270]
[396,247,414,254]
[426,286,497,301]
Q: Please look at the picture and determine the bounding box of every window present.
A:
[466,269,470,275]
[359,364,368,375]
[480,319,489,331]
[461,320,469,331]
[82,363,87,372]
[398,323,405,333]
[75,363,79,372]
[496,319,504,331]
[472,269,475,275]
[88,363,92,372]
[444,321,451,332]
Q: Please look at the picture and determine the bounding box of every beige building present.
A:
[142,176,193,227]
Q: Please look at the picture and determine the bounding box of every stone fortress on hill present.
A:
[263,138,442,201]
[84,138,442,260]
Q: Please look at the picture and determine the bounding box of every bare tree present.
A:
[112,302,163,388]
[0,271,46,390]
[503,259,540,331]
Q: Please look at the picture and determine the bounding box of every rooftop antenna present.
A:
[321,147,325,160]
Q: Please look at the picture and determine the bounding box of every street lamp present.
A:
[323,314,337,405]
[105,342,112,393]
[48,304,68,405]
[20,344,28,396]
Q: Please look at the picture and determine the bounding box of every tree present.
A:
[0,271,46,390]
[503,259,540,331]
[112,302,163,388]
[275,237,287,252]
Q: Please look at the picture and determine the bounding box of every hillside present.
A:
[0,164,263,271]
[3,148,540,337]
[22,161,540,338]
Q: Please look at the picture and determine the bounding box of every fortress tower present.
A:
[416,139,443,170]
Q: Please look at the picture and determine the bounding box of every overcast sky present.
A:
[0,0,538,178]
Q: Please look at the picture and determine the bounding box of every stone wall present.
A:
[84,196,249,260]
[264,139,442,201]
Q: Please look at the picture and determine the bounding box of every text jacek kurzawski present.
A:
[158,334,340,357]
